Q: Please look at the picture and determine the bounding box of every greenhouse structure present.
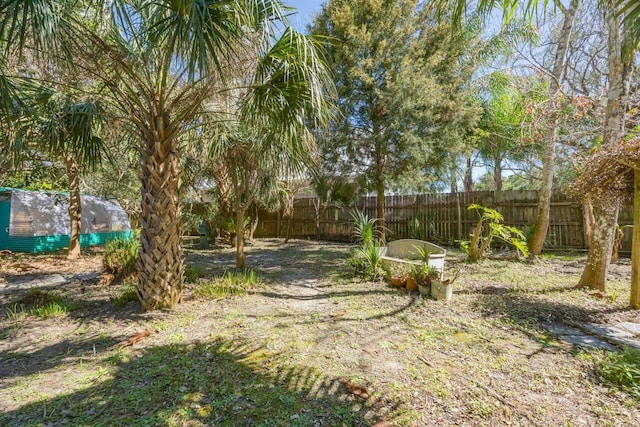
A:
[0,187,131,253]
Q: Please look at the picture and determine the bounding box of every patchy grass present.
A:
[110,281,139,308]
[13,288,82,319]
[184,264,206,283]
[193,269,262,299]
[0,240,639,426]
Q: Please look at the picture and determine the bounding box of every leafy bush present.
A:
[194,269,262,299]
[464,204,529,262]
[104,232,140,279]
[599,347,640,398]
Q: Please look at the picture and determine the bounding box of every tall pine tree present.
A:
[311,0,480,240]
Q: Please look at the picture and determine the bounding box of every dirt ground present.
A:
[1,239,639,426]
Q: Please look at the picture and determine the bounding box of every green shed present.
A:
[0,188,131,253]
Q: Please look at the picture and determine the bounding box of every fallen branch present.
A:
[111,328,153,350]
[340,378,371,400]
[417,355,435,368]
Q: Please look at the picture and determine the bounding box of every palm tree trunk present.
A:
[137,110,184,311]
[64,154,81,260]
[577,199,619,290]
[528,0,578,256]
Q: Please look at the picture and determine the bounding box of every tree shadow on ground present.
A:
[0,288,150,381]
[470,286,631,326]
[469,286,636,359]
[0,334,116,380]
[1,337,392,427]
[254,288,421,323]
[184,240,350,272]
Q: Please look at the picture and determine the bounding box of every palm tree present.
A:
[18,89,103,260]
[0,65,104,259]
[198,23,331,268]
[1,1,332,310]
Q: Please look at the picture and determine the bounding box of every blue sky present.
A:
[285,0,324,32]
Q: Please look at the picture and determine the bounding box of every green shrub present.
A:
[105,232,140,278]
[599,347,640,398]
[194,269,261,299]
[351,209,379,247]
[185,264,205,283]
[464,204,529,262]
[354,241,384,280]
[349,210,385,280]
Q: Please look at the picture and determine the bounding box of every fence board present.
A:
[252,190,633,252]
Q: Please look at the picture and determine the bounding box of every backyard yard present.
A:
[1,239,639,426]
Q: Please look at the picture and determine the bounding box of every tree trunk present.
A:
[314,199,321,239]
[528,0,578,257]
[374,137,386,243]
[611,225,624,264]
[456,191,462,240]
[582,199,594,248]
[236,203,245,268]
[375,160,387,243]
[578,4,629,294]
[376,178,385,243]
[137,109,184,311]
[577,199,619,291]
[213,162,233,219]
[64,154,81,260]
[631,171,640,308]
[450,162,458,194]
[463,155,473,192]
[248,203,259,242]
[493,153,502,193]
[284,216,291,243]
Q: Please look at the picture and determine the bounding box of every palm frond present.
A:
[241,27,334,163]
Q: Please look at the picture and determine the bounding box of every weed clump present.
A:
[184,264,206,283]
[12,289,79,319]
[598,347,640,398]
[194,269,261,299]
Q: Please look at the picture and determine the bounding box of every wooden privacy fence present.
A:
[253,190,634,252]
